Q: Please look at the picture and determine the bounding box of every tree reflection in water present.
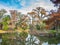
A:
[38,33,60,45]
[1,33,60,45]
[26,34,40,45]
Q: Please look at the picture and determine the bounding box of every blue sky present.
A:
[0,0,57,14]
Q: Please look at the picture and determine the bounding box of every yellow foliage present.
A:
[0,30,6,33]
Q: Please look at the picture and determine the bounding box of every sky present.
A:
[0,0,57,14]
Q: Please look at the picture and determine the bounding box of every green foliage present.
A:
[3,15,10,21]
[2,34,9,45]
[36,24,40,30]
[2,22,8,30]
[20,23,28,30]
[19,31,28,38]
[29,24,33,30]
[35,22,46,30]
[49,30,56,34]
[2,15,10,30]
[0,9,7,19]
[40,22,46,30]
[21,26,28,30]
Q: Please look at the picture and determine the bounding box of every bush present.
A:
[3,26,8,30]
[40,22,46,30]
[3,22,8,30]
[19,31,28,40]
[49,30,56,34]
[36,24,40,30]
[22,26,28,30]
[18,23,28,30]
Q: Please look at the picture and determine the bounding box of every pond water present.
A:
[0,33,60,45]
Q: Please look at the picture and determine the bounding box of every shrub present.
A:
[19,31,28,40]
[40,22,46,30]
[21,26,28,30]
[3,22,8,30]
[49,30,56,34]
[36,24,40,30]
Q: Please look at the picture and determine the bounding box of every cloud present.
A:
[0,4,18,15]
[18,0,57,14]
[33,2,56,10]
[0,4,17,10]
[0,0,57,14]
[20,0,26,7]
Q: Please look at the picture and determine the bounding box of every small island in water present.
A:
[0,0,60,45]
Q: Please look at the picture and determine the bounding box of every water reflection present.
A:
[0,33,60,45]
[26,34,40,45]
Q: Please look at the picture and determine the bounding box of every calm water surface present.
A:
[0,33,60,45]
